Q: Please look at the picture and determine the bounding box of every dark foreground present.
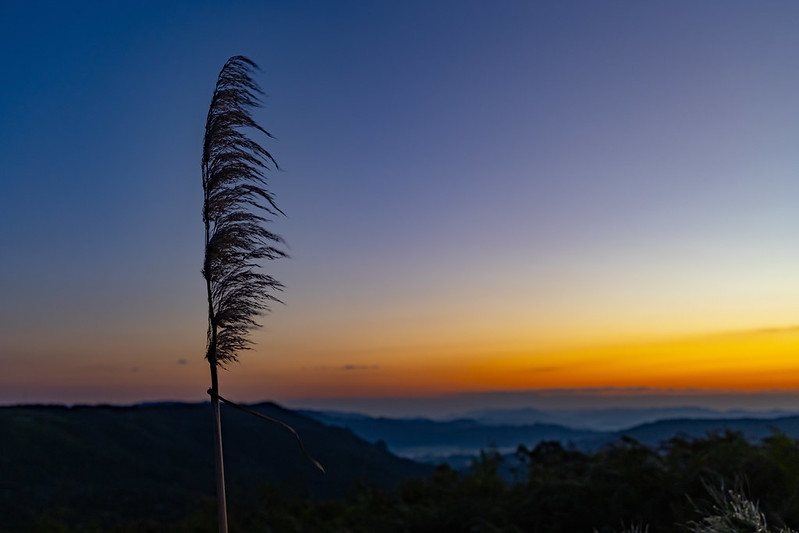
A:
[4,404,799,532]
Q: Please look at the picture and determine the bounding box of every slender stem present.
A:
[209,360,228,533]
[205,201,227,533]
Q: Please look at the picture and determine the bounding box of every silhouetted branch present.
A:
[207,389,325,474]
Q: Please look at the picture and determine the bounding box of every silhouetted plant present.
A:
[202,55,285,533]
[686,486,798,533]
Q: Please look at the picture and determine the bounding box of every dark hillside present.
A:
[0,402,432,531]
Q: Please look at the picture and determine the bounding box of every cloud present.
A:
[310,364,380,371]
[680,324,799,342]
[342,364,380,371]
[751,324,799,333]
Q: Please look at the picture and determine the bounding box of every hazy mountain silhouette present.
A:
[302,409,799,465]
[453,406,797,431]
[300,410,601,460]
[590,414,799,449]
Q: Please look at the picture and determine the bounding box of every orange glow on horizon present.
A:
[7,321,799,404]
[233,326,799,400]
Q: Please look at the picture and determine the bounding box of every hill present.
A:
[301,410,601,461]
[603,414,799,448]
[302,410,799,467]
[0,402,432,531]
[456,406,796,431]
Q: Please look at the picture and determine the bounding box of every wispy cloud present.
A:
[342,364,380,371]
[677,324,799,342]
[310,364,380,371]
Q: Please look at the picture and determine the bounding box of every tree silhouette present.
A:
[202,55,285,533]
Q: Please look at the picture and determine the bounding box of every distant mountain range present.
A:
[596,414,799,448]
[301,407,799,464]
[300,410,599,461]
[451,406,798,431]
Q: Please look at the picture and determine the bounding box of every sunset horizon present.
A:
[7,321,799,412]
[4,1,799,418]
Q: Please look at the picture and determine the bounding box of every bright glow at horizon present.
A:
[2,1,799,412]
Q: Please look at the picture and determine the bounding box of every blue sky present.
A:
[3,1,799,412]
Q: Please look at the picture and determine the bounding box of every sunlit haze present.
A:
[3,1,799,416]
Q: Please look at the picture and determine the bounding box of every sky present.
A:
[2,1,799,415]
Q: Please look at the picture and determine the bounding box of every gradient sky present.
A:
[3,1,799,414]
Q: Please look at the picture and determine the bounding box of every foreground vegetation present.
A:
[17,430,799,532]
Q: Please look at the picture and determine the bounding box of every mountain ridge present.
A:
[301,408,799,464]
[0,402,432,531]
